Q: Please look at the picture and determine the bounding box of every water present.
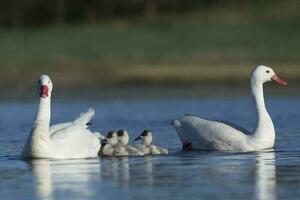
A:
[1,96,300,200]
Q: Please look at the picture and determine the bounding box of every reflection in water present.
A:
[101,157,130,187]
[31,160,53,200]
[118,158,130,186]
[142,156,154,185]
[255,151,277,200]
[100,156,154,187]
[29,152,279,200]
[30,159,101,200]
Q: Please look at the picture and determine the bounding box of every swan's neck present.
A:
[35,97,51,127]
[252,80,275,144]
[22,97,51,159]
[32,97,51,145]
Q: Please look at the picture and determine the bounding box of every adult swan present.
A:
[172,65,287,151]
[22,75,102,159]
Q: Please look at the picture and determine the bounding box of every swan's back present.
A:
[49,108,95,136]
[50,124,101,158]
[174,115,252,151]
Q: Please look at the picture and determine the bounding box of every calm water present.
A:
[0,96,300,200]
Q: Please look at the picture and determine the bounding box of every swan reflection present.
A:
[100,156,154,187]
[31,159,53,200]
[141,156,154,185]
[30,159,101,200]
[255,150,277,200]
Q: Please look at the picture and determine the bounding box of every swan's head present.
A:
[37,75,53,98]
[135,129,153,145]
[103,131,118,146]
[117,129,129,145]
[251,65,287,86]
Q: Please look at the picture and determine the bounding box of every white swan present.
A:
[172,65,287,151]
[21,75,102,159]
[134,130,168,155]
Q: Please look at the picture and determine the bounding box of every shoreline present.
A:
[0,85,298,102]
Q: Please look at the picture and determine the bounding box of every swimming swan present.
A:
[22,75,102,159]
[172,65,287,151]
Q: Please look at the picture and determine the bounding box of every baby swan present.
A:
[115,129,144,156]
[134,130,168,155]
[98,131,118,156]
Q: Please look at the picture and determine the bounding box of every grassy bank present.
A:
[0,18,300,89]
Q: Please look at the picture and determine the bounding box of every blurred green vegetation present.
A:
[1,0,300,26]
[0,1,299,88]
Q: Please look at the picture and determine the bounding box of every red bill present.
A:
[271,75,287,86]
[40,85,49,98]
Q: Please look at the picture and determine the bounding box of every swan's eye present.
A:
[266,70,270,73]
[48,81,50,84]
[38,80,41,84]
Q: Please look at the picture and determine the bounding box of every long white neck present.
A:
[22,97,51,159]
[34,97,51,127]
[251,79,275,146]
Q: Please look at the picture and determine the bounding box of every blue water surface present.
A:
[0,94,300,200]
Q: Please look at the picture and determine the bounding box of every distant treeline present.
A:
[0,0,299,26]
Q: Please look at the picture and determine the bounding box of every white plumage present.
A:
[172,65,287,152]
[22,75,103,159]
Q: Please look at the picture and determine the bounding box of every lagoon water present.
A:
[0,94,300,200]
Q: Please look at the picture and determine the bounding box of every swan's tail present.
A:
[74,108,95,126]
